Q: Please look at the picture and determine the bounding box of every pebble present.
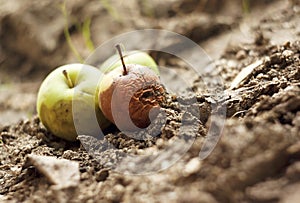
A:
[282,50,294,58]
[95,169,109,182]
[114,184,125,195]
[236,50,247,60]
[183,157,201,176]
[156,138,164,149]
[62,150,77,159]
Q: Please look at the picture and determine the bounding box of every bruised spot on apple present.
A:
[98,45,166,132]
[37,63,111,141]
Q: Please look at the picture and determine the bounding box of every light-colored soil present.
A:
[1,0,300,202]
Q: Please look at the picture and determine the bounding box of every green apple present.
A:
[100,50,160,75]
[37,63,111,141]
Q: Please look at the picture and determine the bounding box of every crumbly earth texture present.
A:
[1,0,300,202]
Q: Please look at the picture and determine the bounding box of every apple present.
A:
[37,63,111,141]
[100,50,160,75]
[98,45,166,132]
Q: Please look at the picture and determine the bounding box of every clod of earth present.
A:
[26,154,80,189]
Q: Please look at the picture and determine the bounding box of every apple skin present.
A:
[100,50,160,75]
[37,63,111,141]
[98,64,165,132]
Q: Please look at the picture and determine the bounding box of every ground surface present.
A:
[0,0,300,202]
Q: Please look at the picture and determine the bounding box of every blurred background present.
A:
[0,0,281,126]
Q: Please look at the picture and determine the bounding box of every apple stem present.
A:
[115,44,128,75]
[63,70,74,88]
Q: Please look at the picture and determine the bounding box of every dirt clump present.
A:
[1,0,300,203]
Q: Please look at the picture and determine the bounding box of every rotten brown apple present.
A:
[98,44,166,131]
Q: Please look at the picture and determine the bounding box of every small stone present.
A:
[62,150,77,159]
[36,132,45,139]
[26,154,80,189]
[282,50,294,58]
[236,50,247,60]
[114,184,125,195]
[183,157,201,176]
[95,169,109,182]
[80,172,89,181]
[156,138,164,149]
[256,73,264,79]
[171,94,177,101]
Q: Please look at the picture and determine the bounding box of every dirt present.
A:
[1,0,300,202]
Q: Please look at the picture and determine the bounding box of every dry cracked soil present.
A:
[0,0,300,202]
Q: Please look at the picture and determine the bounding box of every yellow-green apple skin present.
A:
[36,63,110,141]
[100,51,159,75]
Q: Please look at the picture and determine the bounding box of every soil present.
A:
[1,0,300,202]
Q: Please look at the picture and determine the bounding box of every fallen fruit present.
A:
[37,63,110,141]
[100,50,160,75]
[98,45,166,131]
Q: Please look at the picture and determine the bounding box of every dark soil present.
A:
[1,0,300,202]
